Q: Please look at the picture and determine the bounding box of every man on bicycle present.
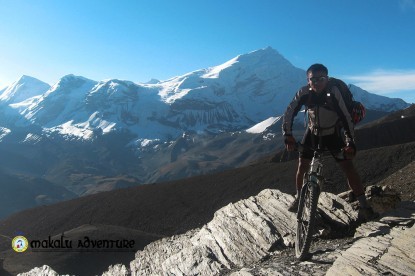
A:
[282,63,376,221]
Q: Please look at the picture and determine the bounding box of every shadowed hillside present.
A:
[356,104,415,150]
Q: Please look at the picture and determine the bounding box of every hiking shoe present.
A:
[288,196,299,212]
[358,207,379,222]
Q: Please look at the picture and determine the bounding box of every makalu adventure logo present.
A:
[11,233,135,252]
[12,236,29,253]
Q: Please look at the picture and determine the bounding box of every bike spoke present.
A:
[295,181,319,260]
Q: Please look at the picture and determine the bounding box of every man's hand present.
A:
[284,135,296,151]
[343,141,356,160]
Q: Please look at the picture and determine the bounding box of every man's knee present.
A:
[338,159,357,174]
[297,158,310,173]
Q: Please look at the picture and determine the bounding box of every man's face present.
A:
[307,71,328,93]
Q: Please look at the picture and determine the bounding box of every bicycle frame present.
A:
[309,151,323,176]
[297,144,325,195]
[306,150,325,191]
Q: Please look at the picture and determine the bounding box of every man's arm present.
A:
[282,87,309,136]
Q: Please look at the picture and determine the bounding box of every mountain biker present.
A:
[282,63,376,221]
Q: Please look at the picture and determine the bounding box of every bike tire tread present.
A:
[295,181,319,260]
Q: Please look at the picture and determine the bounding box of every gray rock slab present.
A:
[102,264,129,276]
[128,189,360,275]
[17,265,61,276]
[327,201,415,276]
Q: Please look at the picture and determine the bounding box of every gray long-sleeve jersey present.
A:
[282,85,355,142]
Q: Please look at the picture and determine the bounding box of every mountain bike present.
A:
[295,142,325,261]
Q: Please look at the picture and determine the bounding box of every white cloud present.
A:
[344,69,415,95]
[399,0,415,11]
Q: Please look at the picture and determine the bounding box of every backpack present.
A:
[326,77,366,124]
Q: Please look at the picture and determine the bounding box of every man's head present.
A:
[306,63,329,93]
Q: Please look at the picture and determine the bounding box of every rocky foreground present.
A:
[20,186,415,276]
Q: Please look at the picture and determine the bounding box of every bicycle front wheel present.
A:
[295,181,319,260]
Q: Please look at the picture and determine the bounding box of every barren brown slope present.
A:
[0,140,413,241]
[356,105,415,150]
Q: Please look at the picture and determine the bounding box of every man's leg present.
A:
[327,130,367,206]
[288,128,313,212]
[288,157,311,212]
[297,129,313,193]
[337,160,364,197]
[337,160,377,221]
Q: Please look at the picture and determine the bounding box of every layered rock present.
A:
[102,264,129,276]
[127,189,358,275]
[327,201,415,276]
[20,187,414,276]
[17,265,61,276]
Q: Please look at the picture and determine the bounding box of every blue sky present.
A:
[1,0,414,103]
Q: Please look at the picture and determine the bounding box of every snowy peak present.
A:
[232,47,294,70]
[31,77,172,140]
[45,74,97,97]
[159,47,304,105]
[155,47,306,130]
[144,78,160,84]
[349,84,409,112]
[85,78,166,126]
[22,75,98,125]
[0,75,50,103]
[202,47,294,80]
[88,79,139,99]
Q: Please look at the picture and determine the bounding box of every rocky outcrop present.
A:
[102,264,129,276]
[327,201,415,276]
[17,265,61,276]
[229,201,415,276]
[129,189,294,275]
[126,189,359,275]
[20,187,414,276]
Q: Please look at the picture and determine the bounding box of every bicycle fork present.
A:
[296,163,324,222]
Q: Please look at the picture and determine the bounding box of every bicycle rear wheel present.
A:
[295,180,319,260]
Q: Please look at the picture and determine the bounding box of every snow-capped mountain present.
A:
[22,75,98,125]
[2,47,408,143]
[349,84,409,111]
[1,47,306,140]
[156,47,305,131]
[0,75,50,104]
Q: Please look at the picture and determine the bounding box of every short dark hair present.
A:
[306,64,328,75]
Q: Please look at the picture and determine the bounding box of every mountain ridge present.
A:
[1,47,409,142]
[0,75,50,104]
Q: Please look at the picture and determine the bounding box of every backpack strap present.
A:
[327,77,355,113]
[302,86,313,128]
[325,86,355,139]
